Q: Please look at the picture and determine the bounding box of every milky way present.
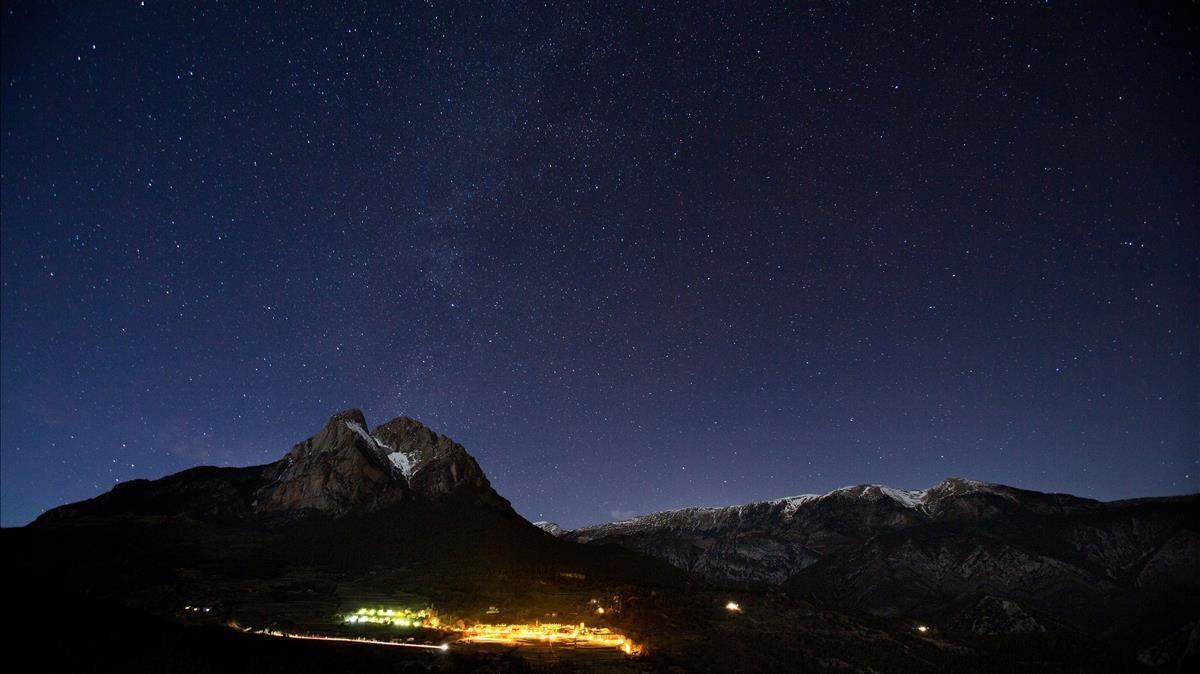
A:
[2,2,1196,526]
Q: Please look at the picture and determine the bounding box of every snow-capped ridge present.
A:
[881,486,925,508]
[567,477,1006,534]
[771,494,821,516]
[822,483,928,508]
[533,521,565,537]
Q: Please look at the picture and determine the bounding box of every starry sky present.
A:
[2,1,1197,528]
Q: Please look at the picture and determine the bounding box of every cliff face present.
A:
[255,409,405,515]
[371,416,509,509]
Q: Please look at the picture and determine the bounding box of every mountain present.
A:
[7,413,1197,672]
[555,478,1200,652]
[35,409,513,523]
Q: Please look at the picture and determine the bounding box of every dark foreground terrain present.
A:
[3,582,1167,674]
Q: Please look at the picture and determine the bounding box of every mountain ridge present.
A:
[543,474,1197,654]
[562,476,1192,531]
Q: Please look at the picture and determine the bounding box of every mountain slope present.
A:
[559,478,1200,647]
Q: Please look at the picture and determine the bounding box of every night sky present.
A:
[2,2,1197,528]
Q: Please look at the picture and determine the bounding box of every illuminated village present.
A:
[342,607,440,628]
[458,621,642,655]
[330,605,642,656]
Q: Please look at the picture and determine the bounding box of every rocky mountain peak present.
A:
[371,415,458,468]
[256,409,403,515]
[925,476,992,498]
[254,410,513,515]
[331,407,368,425]
[32,409,516,524]
[371,415,497,502]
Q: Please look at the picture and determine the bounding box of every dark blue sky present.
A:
[2,1,1196,527]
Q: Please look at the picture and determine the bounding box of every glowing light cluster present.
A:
[342,607,440,628]
[460,622,642,655]
[241,610,642,658]
[725,601,742,612]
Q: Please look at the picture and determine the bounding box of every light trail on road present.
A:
[253,629,449,651]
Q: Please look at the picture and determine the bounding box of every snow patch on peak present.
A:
[928,477,1013,501]
[772,494,820,516]
[939,477,991,491]
[345,420,415,479]
[830,484,877,496]
[880,486,927,508]
[344,420,376,447]
[388,451,417,480]
[370,431,420,480]
[823,484,928,508]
